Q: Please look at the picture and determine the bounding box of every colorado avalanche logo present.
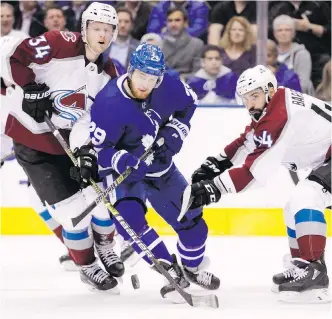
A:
[52,85,87,122]
[60,31,77,42]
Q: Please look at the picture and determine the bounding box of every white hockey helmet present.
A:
[236,65,278,103]
[81,2,119,43]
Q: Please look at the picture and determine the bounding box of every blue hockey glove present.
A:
[155,119,189,158]
[112,150,148,183]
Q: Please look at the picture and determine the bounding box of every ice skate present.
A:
[183,257,220,290]
[160,255,190,304]
[95,241,124,278]
[59,253,78,271]
[272,255,308,293]
[80,259,119,293]
[120,240,135,263]
[278,259,331,303]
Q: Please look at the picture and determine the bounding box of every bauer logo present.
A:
[24,91,50,100]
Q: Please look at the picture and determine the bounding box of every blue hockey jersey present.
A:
[90,72,197,176]
[186,67,238,105]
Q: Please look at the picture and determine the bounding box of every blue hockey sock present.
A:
[176,218,208,269]
[131,226,173,265]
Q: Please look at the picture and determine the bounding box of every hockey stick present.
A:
[1,151,15,163]
[289,171,299,185]
[44,115,219,309]
[72,138,164,227]
[177,185,195,222]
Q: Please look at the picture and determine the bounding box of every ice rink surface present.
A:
[1,236,331,319]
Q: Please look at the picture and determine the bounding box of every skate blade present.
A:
[87,285,120,295]
[271,284,279,293]
[60,260,78,272]
[278,288,331,304]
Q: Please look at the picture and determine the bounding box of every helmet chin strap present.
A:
[126,77,135,97]
[84,41,100,56]
[83,33,113,57]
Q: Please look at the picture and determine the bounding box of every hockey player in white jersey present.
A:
[0,2,124,292]
[180,65,331,303]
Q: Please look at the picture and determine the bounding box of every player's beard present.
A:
[249,107,266,121]
[127,78,151,100]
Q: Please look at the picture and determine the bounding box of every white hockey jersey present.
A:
[0,31,117,154]
[215,87,331,193]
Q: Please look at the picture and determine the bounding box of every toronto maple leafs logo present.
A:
[141,134,154,150]
[52,85,87,122]
[141,134,155,166]
[144,109,161,137]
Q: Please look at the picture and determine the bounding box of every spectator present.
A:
[1,2,27,38]
[208,1,257,46]
[62,1,89,32]
[162,7,204,79]
[14,1,46,37]
[273,14,315,95]
[1,2,28,95]
[147,0,208,39]
[316,60,331,102]
[219,16,256,76]
[103,8,139,72]
[116,1,152,40]
[43,5,66,31]
[187,45,238,105]
[269,1,331,87]
[267,39,302,92]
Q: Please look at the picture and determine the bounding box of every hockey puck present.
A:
[131,274,140,289]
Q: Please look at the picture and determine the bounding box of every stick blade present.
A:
[191,293,219,309]
[177,185,194,222]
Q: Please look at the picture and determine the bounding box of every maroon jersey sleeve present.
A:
[224,124,253,161]
[218,88,289,192]
[103,57,118,78]
[9,31,83,87]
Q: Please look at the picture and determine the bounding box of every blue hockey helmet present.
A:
[128,43,166,86]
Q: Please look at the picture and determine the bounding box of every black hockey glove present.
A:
[191,156,233,184]
[22,83,53,123]
[183,180,221,211]
[70,145,99,188]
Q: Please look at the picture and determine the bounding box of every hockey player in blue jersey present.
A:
[89,43,220,301]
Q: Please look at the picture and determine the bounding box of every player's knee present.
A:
[283,201,295,229]
[286,179,330,219]
[114,197,147,240]
[308,164,331,193]
[176,212,207,235]
[51,191,90,230]
[82,184,110,220]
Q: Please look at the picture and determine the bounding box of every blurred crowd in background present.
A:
[1,0,331,104]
